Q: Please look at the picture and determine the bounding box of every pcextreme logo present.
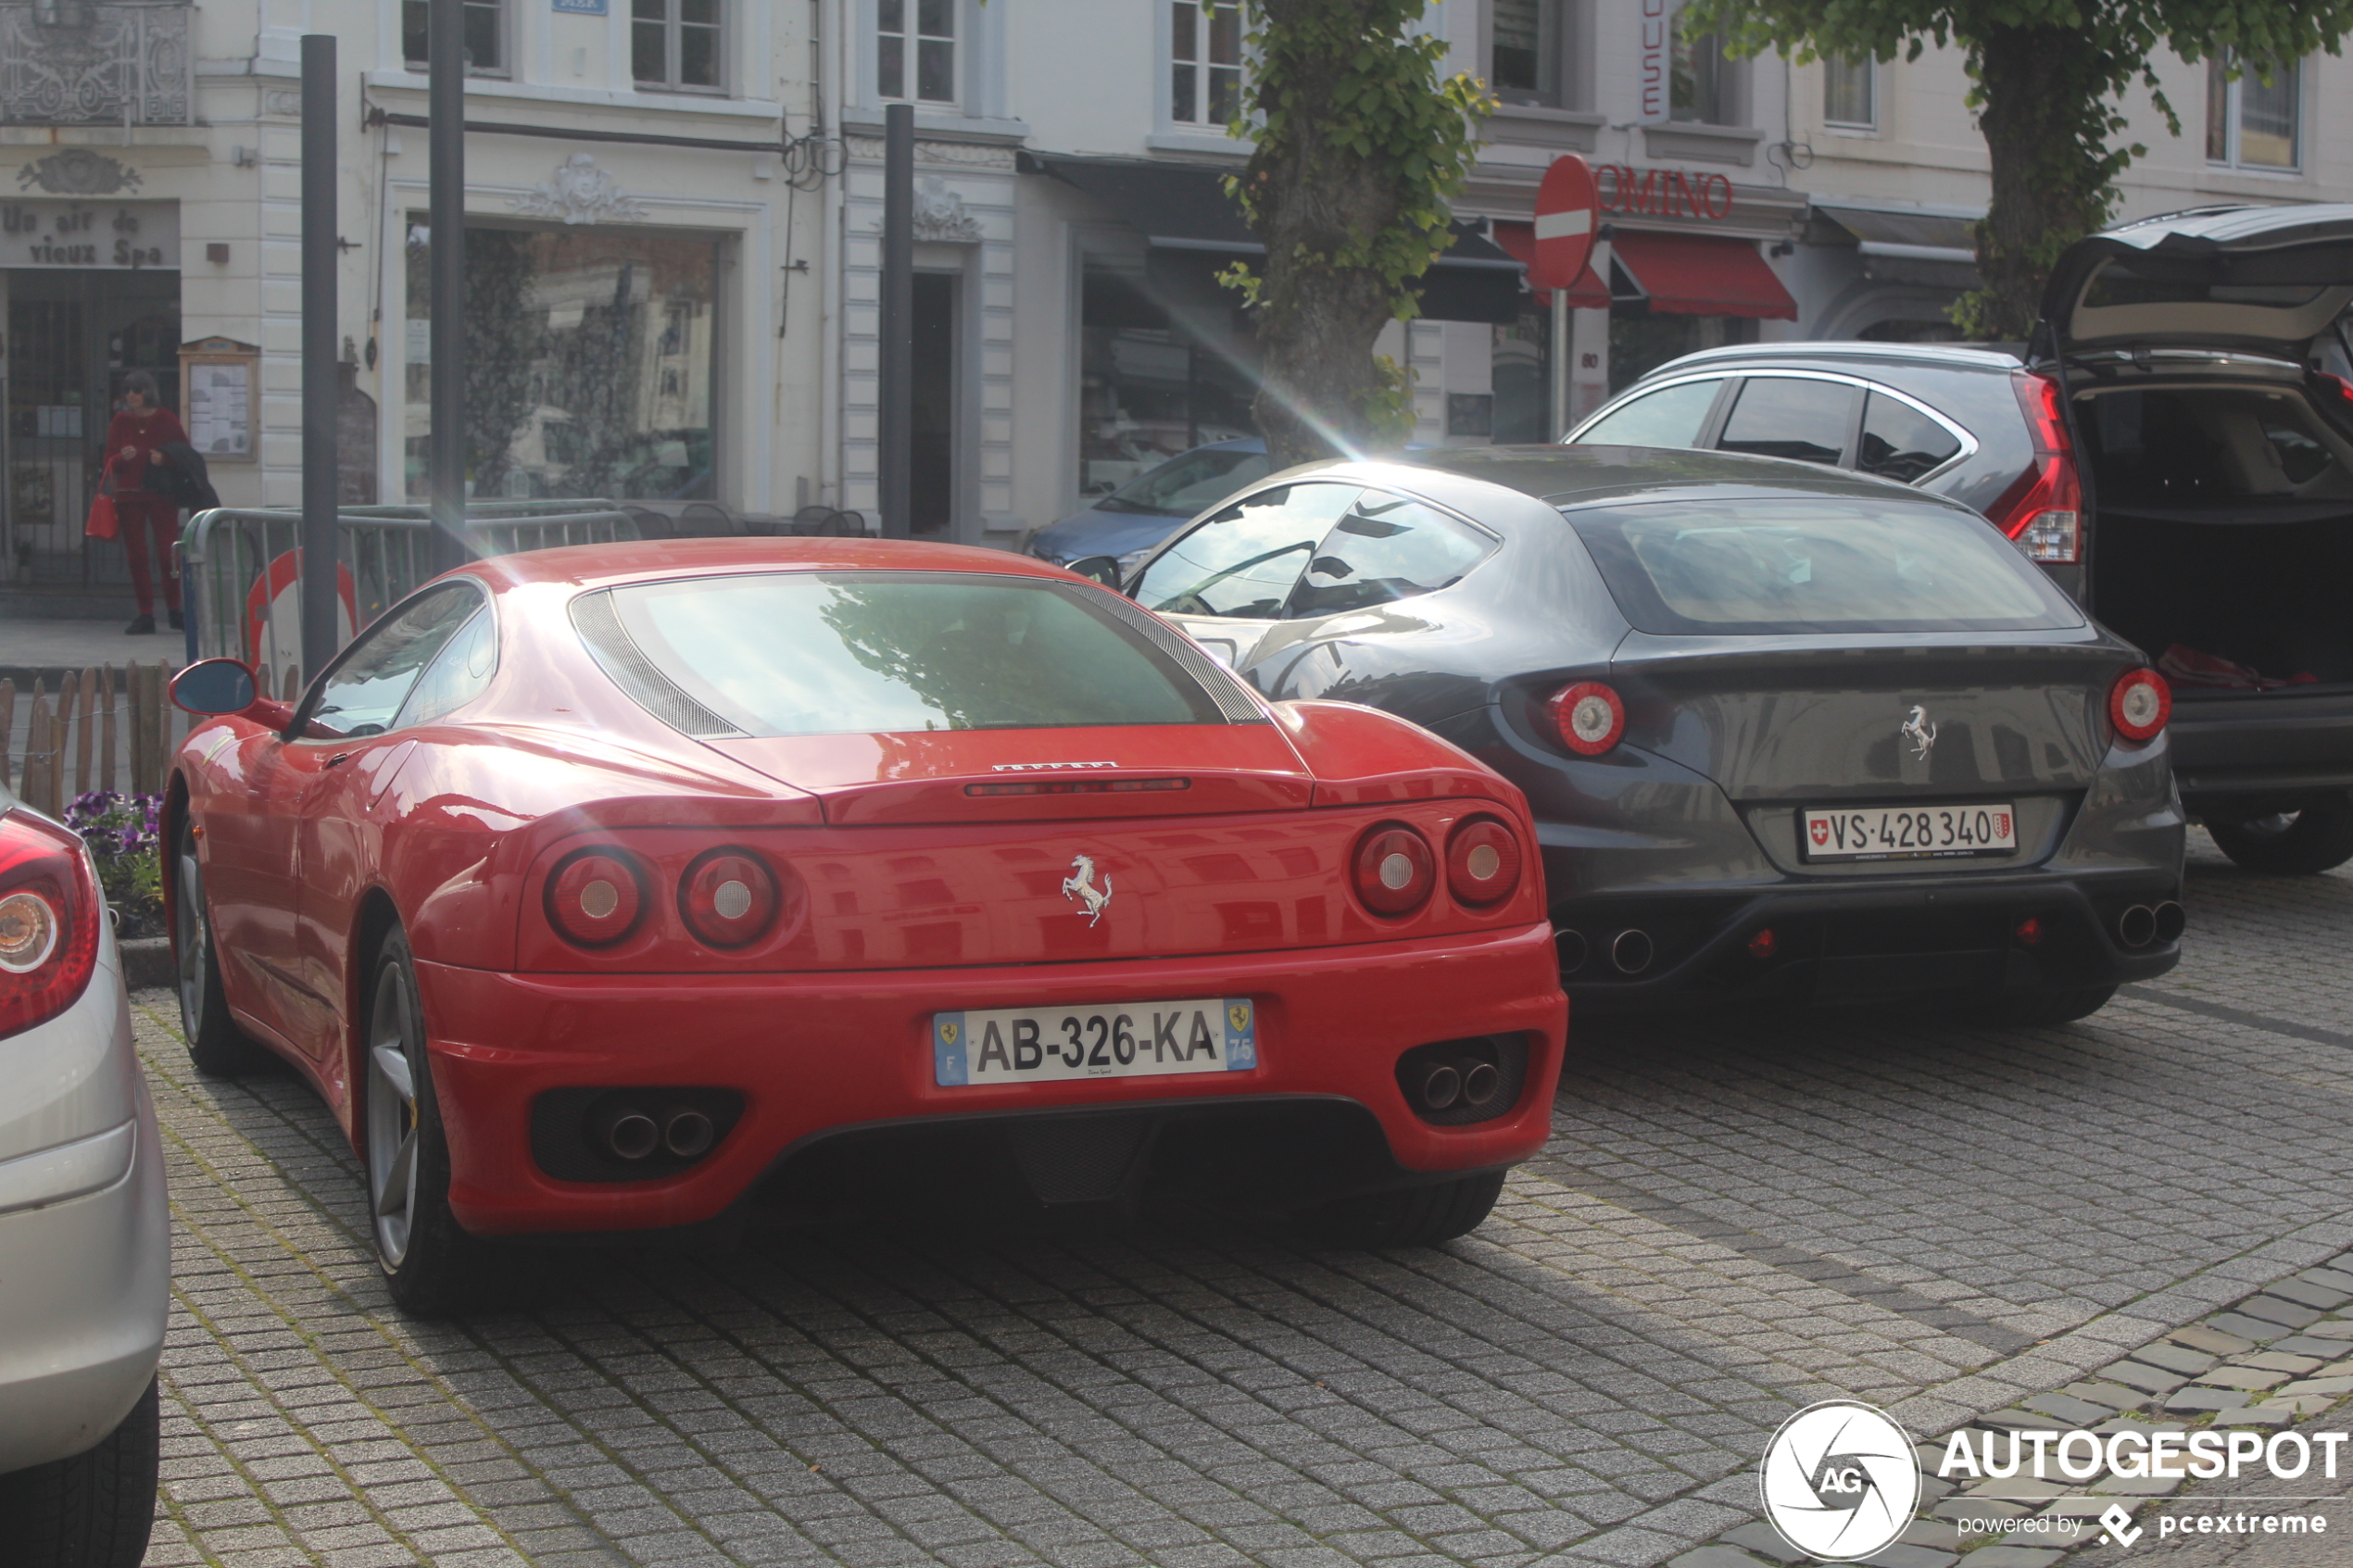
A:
[1758,1400,1921,1562]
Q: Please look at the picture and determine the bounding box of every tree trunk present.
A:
[1242,0,1416,469]
[1968,24,2117,339]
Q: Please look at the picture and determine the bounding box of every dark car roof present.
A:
[1613,342,2025,382]
[1386,444,1935,509]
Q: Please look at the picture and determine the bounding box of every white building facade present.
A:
[3,0,827,595]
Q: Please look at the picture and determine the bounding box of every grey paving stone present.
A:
[2203,1313,2291,1344]
[2233,1297,2324,1330]
[1956,1549,2064,1568]
[2265,1278,2352,1311]
[2160,1386,2251,1413]
[2129,1342,2217,1376]
[2021,1393,2113,1426]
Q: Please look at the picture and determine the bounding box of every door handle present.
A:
[325,753,351,768]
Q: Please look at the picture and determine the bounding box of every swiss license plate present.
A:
[1801,803,2018,862]
[933,997,1257,1086]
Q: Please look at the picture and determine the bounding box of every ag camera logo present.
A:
[1759,1399,1922,1562]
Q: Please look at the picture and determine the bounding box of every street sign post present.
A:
[1533,155,1599,440]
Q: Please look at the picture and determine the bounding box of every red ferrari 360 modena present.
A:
[166,539,1566,1313]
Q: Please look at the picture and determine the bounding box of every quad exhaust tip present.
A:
[1555,928,1589,974]
[602,1106,721,1161]
[2154,900,2187,943]
[1610,928,1654,975]
[664,1109,716,1159]
[2117,905,2158,948]
[607,1112,660,1161]
[1411,1053,1505,1113]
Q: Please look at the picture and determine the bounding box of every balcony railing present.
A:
[0,3,193,128]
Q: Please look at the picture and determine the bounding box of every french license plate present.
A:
[933,997,1257,1086]
[1801,803,2018,862]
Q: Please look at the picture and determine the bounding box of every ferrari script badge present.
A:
[1062,854,1114,926]
[1901,704,1938,761]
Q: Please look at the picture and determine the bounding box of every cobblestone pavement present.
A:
[137,833,2353,1567]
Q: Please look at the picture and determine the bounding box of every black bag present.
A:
[154,441,222,512]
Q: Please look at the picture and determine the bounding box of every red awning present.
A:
[1610,230,1797,320]
[1490,220,1609,309]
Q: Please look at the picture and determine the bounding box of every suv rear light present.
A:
[1353,824,1436,916]
[1549,681,1625,756]
[1990,370,2082,564]
[679,847,781,948]
[1445,817,1522,906]
[2109,667,2171,744]
[547,849,648,947]
[0,809,100,1042]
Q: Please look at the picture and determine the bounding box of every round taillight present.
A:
[0,889,59,973]
[1445,817,1521,907]
[1548,680,1625,756]
[1353,825,1436,917]
[2109,668,2171,744]
[547,851,646,947]
[680,847,781,948]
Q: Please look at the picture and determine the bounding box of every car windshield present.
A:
[1099,448,1271,514]
[1565,498,2082,635]
[589,571,1231,735]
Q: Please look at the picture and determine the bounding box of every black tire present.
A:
[2205,793,2353,875]
[172,815,272,1076]
[1963,984,2118,1027]
[1302,1171,1506,1248]
[0,1374,159,1568]
[364,930,497,1317]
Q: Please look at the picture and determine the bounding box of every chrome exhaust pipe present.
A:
[2117,905,2158,948]
[2153,900,2187,943]
[663,1109,716,1159]
[1611,928,1654,974]
[1554,928,1588,974]
[1417,1062,1462,1111]
[1461,1060,1501,1107]
[607,1110,659,1161]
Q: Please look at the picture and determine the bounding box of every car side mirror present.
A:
[1064,555,1126,591]
[170,658,296,731]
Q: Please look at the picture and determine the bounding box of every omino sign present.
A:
[1594,164,1737,222]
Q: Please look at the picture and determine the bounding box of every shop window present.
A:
[404,223,721,503]
[2207,54,2299,170]
[1715,377,1857,467]
[1822,56,1874,129]
[634,0,723,94]
[1490,0,1558,106]
[402,0,508,77]
[1607,314,1753,393]
[1669,19,1735,125]
[1490,312,1550,445]
[1076,254,1259,501]
[1169,2,1244,126]
[880,0,957,104]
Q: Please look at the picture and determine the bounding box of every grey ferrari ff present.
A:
[1102,445,2186,1022]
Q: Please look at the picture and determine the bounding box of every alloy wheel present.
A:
[175,848,208,1037]
[366,971,422,1268]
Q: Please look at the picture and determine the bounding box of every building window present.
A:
[2207,54,2299,170]
[880,0,957,104]
[1669,19,1732,124]
[401,0,507,77]
[1822,56,1873,128]
[1170,2,1242,126]
[1490,0,1557,106]
[633,0,723,94]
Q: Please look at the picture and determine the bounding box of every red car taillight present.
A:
[0,809,100,1042]
[1445,817,1523,907]
[547,849,647,947]
[1549,680,1625,756]
[1990,370,2082,565]
[2109,667,2171,744]
[1353,825,1436,917]
[678,847,781,948]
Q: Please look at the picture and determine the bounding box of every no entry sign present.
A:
[1531,154,1598,292]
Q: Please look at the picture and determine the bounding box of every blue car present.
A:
[1028,438,1271,572]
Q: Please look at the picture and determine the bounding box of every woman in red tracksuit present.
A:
[103,370,189,635]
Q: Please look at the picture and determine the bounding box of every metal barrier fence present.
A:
[178,502,636,682]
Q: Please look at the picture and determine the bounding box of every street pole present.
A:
[428,0,468,570]
[299,34,338,683]
[878,102,913,539]
[1549,288,1572,441]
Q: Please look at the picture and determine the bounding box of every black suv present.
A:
[1570,204,2353,875]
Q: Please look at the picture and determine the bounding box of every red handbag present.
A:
[84,470,119,541]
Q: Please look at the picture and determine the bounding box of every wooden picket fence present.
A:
[0,662,191,817]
